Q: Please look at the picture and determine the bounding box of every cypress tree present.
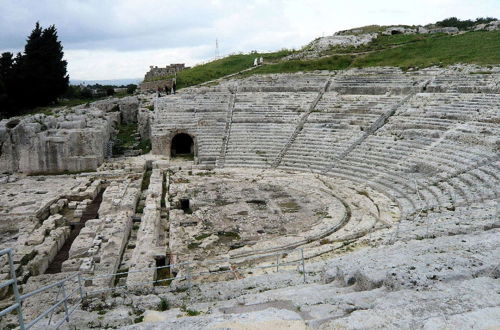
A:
[0,52,14,114]
[21,22,69,107]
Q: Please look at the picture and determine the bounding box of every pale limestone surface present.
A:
[1,67,499,330]
[0,96,141,175]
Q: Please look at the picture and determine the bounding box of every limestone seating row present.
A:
[426,74,500,93]
[277,94,404,172]
[328,74,430,94]
[394,198,499,242]
[396,93,500,120]
[126,169,164,287]
[224,127,296,167]
[231,92,315,122]
[229,74,330,91]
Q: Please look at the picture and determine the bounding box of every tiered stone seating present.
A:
[330,71,430,95]
[229,73,330,92]
[323,93,500,216]
[279,93,404,172]
[426,73,500,93]
[224,92,317,167]
[394,198,499,241]
[153,72,499,220]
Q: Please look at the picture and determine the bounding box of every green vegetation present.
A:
[169,50,293,89]
[170,30,500,91]
[352,31,500,69]
[195,233,211,240]
[112,123,150,156]
[158,299,170,311]
[245,55,353,75]
[187,242,201,249]
[180,305,201,316]
[141,169,152,191]
[217,231,240,240]
[0,23,68,118]
[113,123,137,155]
[138,139,152,154]
[435,17,497,30]
[278,201,301,213]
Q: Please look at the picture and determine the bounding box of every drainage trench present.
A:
[155,170,171,286]
[115,167,152,286]
[45,188,105,274]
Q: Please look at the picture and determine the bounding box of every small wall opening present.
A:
[154,255,171,286]
[180,198,192,213]
[171,133,194,158]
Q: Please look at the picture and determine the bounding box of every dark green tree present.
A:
[0,52,14,113]
[126,84,137,94]
[21,22,69,107]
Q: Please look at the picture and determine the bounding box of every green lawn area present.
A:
[352,31,500,69]
[162,50,294,89]
[156,30,500,90]
[241,55,354,75]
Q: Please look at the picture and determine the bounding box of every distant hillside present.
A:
[171,30,500,90]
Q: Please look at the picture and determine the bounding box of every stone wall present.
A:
[0,97,141,174]
[139,79,174,92]
[143,64,185,82]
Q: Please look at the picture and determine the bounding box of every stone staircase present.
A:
[272,79,332,168]
[216,92,236,168]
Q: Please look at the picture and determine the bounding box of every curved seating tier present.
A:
[153,70,500,227]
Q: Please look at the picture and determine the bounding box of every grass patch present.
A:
[352,31,500,69]
[217,231,240,240]
[138,139,151,154]
[195,233,211,241]
[166,31,500,89]
[158,299,170,311]
[172,50,294,89]
[279,201,301,213]
[141,169,152,191]
[181,305,201,316]
[113,123,138,155]
[357,190,370,198]
[195,171,213,176]
[244,55,353,75]
[187,242,201,249]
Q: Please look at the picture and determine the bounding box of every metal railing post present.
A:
[77,273,85,300]
[61,283,70,323]
[301,248,306,283]
[7,249,25,330]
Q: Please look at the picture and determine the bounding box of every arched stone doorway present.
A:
[171,133,194,158]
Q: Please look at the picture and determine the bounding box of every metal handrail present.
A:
[19,273,79,300]
[0,248,25,329]
[1,244,306,330]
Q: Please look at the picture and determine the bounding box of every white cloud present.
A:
[0,0,498,80]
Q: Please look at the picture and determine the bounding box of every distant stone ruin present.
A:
[139,63,187,92]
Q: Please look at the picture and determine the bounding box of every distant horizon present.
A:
[70,78,142,86]
[1,0,499,80]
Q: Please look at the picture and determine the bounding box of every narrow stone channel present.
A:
[45,189,105,274]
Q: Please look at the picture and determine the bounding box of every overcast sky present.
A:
[0,0,498,80]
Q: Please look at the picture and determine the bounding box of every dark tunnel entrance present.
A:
[171,133,194,158]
